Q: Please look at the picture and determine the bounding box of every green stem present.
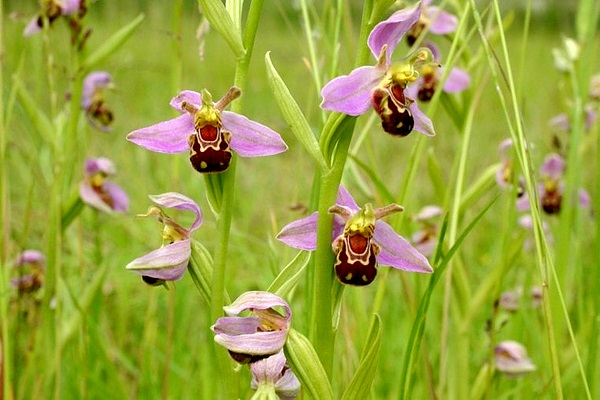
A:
[311,116,355,376]
[208,1,265,398]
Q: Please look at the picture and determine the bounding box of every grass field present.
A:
[2,0,599,399]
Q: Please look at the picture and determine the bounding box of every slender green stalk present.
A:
[0,2,11,398]
[207,1,265,397]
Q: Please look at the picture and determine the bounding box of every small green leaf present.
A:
[265,52,329,172]
[268,251,310,298]
[284,328,334,400]
[81,14,145,73]
[198,0,245,58]
[341,315,382,400]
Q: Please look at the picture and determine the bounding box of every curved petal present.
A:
[126,114,193,153]
[368,3,422,62]
[103,182,129,213]
[85,157,116,176]
[336,186,360,211]
[410,100,435,137]
[321,66,384,116]
[579,188,591,208]
[404,77,422,100]
[540,153,564,179]
[214,330,287,356]
[222,111,288,157]
[275,368,301,400]
[276,213,319,251]
[24,16,41,36]
[79,182,114,214]
[212,316,263,335]
[223,291,291,317]
[170,90,203,112]
[426,7,458,35]
[373,220,433,273]
[443,67,470,93]
[148,192,202,232]
[250,350,288,384]
[125,239,191,281]
[82,72,112,109]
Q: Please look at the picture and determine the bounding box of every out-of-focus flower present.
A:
[24,0,81,36]
[82,72,114,132]
[212,291,292,363]
[517,153,590,215]
[79,158,128,213]
[277,186,432,286]
[250,350,300,400]
[494,341,536,377]
[127,87,287,173]
[320,3,436,137]
[404,43,469,102]
[549,104,597,134]
[531,286,543,308]
[411,205,443,257]
[405,0,458,46]
[498,288,522,312]
[11,250,46,294]
[126,192,202,286]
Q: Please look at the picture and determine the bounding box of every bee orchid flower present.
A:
[320,3,437,137]
[126,192,202,286]
[212,291,292,363]
[277,186,433,286]
[79,157,129,213]
[127,87,287,173]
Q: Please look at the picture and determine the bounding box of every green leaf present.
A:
[81,14,145,72]
[189,240,215,306]
[284,328,334,400]
[265,52,328,172]
[267,251,310,298]
[14,76,55,145]
[198,0,245,59]
[399,195,498,398]
[341,315,382,400]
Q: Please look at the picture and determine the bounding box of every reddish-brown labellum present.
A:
[541,189,561,214]
[333,233,379,286]
[371,82,414,137]
[417,73,437,102]
[188,124,233,173]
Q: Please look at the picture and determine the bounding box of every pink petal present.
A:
[214,329,288,356]
[125,240,191,281]
[540,153,564,180]
[61,0,81,15]
[410,101,436,137]
[82,72,112,109]
[79,182,114,214]
[23,17,41,36]
[443,67,470,93]
[276,213,319,251]
[170,90,203,112]
[368,2,422,62]
[373,221,433,273]
[223,291,291,317]
[321,66,384,116]
[336,185,360,211]
[84,157,116,176]
[103,182,129,213]
[426,7,458,35]
[148,192,202,232]
[222,111,288,157]
[15,250,45,267]
[126,114,194,154]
